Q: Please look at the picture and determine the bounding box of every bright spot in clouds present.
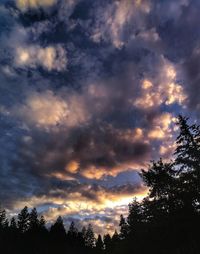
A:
[16,45,67,71]
[17,0,56,10]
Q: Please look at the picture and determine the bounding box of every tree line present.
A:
[0,204,121,254]
[0,115,200,254]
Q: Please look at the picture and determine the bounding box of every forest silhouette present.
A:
[0,115,200,254]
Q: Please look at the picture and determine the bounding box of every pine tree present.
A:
[0,208,8,229]
[175,115,200,172]
[103,234,112,252]
[39,215,46,228]
[81,226,87,239]
[67,221,78,239]
[96,234,104,251]
[127,198,143,234]
[77,231,86,249]
[141,159,175,200]
[17,206,29,233]
[29,207,39,231]
[119,215,128,239]
[175,115,200,207]
[111,230,120,251]
[10,217,17,229]
[112,230,120,243]
[50,216,67,242]
[85,224,95,248]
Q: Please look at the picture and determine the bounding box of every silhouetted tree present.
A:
[10,217,17,230]
[111,230,120,253]
[81,226,87,239]
[29,207,40,231]
[96,234,104,252]
[85,224,95,248]
[175,115,200,210]
[119,215,128,239]
[175,115,200,172]
[104,234,112,253]
[49,216,67,254]
[67,221,78,239]
[50,216,66,241]
[0,207,8,253]
[39,215,46,229]
[0,208,8,229]
[17,206,29,233]
[112,230,119,242]
[127,198,143,233]
[141,159,175,200]
[174,115,200,251]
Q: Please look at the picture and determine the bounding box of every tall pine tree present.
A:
[18,206,29,233]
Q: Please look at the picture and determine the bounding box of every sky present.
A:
[0,0,200,235]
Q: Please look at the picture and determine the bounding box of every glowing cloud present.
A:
[65,161,79,174]
[18,90,68,127]
[148,113,175,140]
[16,45,67,71]
[16,0,56,10]
[12,182,147,230]
[134,60,186,109]
[14,90,90,128]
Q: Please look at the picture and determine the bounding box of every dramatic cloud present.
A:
[13,90,89,128]
[15,45,67,71]
[16,0,57,10]
[90,0,151,48]
[134,59,186,109]
[0,0,200,234]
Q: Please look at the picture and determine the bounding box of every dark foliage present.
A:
[0,115,200,254]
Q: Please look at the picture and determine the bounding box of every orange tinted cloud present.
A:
[134,60,186,109]
[148,113,174,140]
[65,161,79,174]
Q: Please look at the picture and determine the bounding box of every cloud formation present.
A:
[13,90,89,128]
[15,45,67,71]
[0,0,200,234]
[16,0,57,10]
